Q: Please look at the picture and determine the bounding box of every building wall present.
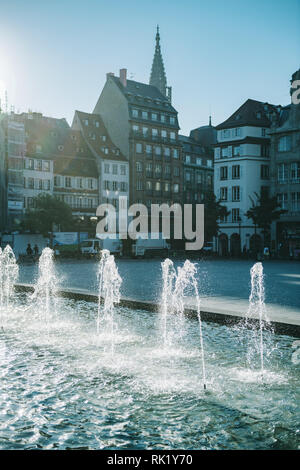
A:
[101,159,129,207]
[23,156,53,208]
[214,126,271,254]
[0,121,7,232]
[93,77,130,159]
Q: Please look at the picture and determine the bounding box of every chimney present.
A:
[106,72,115,81]
[119,68,127,87]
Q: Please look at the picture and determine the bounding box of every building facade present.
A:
[269,69,300,258]
[0,117,7,232]
[214,99,281,256]
[72,111,129,211]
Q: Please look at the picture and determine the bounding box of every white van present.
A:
[131,233,170,258]
[80,238,122,256]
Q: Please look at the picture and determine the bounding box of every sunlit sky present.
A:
[0,0,299,134]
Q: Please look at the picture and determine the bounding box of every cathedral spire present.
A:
[149,25,167,97]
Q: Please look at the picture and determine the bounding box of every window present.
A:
[112,164,118,175]
[120,165,126,175]
[185,155,191,164]
[104,164,110,174]
[142,127,148,136]
[185,171,191,182]
[207,159,213,167]
[165,182,170,192]
[146,145,152,154]
[291,162,300,181]
[235,128,241,137]
[170,117,175,125]
[207,175,213,186]
[152,128,158,137]
[155,164,162,174]
[232,208,240,223]
[291,192,300,212]
[102,135,107,142]
[221,147,228,158]
[137,180,143,190]
[197,172,202,184]
[262,128,266,137]
[278,136,292,152]
[120,182,127,192]
[220,187,228,201]
[95,121,100,128]
[36,144,42,153]
[38,179,43,190]
[261,145,269,157]
[151,113,158,121]
[161,129,167,138]
[155,146,161,155]
[173,148,179,159]
[277,193,288,209]
[44,180,50,191]
[222,129,231,138]
[54,176,60,187]
[146,162,152,173]
[77,178,83,189]
[44,161,50,172]
[170,132,176,140]
[88,179,94,189]
[136,161,143,172]
[232,165,240,179]
[165,165,171,175]
[29,159,34,170]
[112,181,118,191]
[142,111,148,119]
[37,160,42,171]
[196,158,202,166]
[174,166,180,177]
[260,165,269,179]
[136,143,142,153]
[233,146,241,156]
[104,180,110,190]
[84,119,89,126]
[278,163,288,182]
[232,186,240,201]
[164,147,170,157]
[155,182,161,191]
[220,166,228,180]
[146,181,152,190]
[132,125,139,133]
[65,177,71,188]
[132,109,138,118]
[161,115,165,122]
[173,183,179,193]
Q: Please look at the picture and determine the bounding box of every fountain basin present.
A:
[0,294,299,450]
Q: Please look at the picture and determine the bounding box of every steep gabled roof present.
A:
[73,110,128,162]
[110,75,177,113]
[215,99,280,130]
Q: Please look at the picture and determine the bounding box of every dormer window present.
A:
[95,121,100,128]
[256,112,262,119]
[84,119,88,126]
[102,135,107,142]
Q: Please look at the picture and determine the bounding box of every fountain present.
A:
[0,246,298,450]
[245,262,270,378]
[97,249,122,354]
[0,245,19,310]
[30,247,58,322]
[161,258,207,389]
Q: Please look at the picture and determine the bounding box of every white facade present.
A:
[53,174,99,215]
[214,126,270,255]
[23,156,53,208]
[101,159,129,208]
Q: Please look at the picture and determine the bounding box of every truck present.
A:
[80,237,122,257]
[131,233,170,258]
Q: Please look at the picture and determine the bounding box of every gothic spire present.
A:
[149,25,167,97]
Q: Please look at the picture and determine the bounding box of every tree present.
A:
[202,192,230,241]
[21,194,74,239]
[246,192,287,246]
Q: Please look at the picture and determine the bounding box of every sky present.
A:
[0,0,299,134]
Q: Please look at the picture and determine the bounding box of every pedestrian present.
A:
[34,244,39,256]
[26,243,33,256]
